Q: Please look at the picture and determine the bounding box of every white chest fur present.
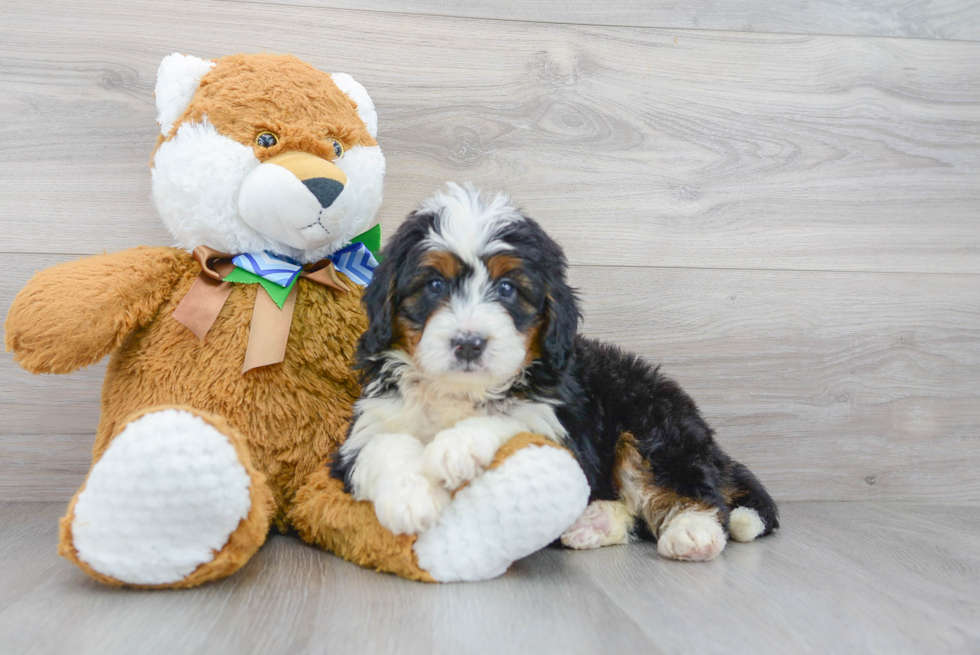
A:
[351,378,565,446]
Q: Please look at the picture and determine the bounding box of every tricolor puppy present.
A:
[332,185,779,561]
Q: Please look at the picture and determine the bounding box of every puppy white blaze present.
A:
[414,267,527,389]
[421,183,524,264]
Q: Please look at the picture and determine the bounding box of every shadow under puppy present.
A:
[332,184,779,561]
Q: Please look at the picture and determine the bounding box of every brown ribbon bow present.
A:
[172,246,349,373]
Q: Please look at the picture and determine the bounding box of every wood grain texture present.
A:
[0,501,978,655]
[3,254,977,502]
[1,0,979,273]
[0,434,90,501]
[235,0,980,41]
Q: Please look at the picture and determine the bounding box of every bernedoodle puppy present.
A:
[332,184,779,561]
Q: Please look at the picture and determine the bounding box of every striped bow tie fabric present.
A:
[231,252,303,288]
[328,242,378,286]
[232,243,377,289]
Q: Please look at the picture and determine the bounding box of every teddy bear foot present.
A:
[413,436,590,582]
[60,407,272,587]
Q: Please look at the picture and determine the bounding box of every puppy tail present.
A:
[725,462,779,543]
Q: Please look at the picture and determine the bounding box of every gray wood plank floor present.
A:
[1,501,977,655]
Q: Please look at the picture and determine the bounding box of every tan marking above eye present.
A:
[420,251,461,279]
[486,253,523,279]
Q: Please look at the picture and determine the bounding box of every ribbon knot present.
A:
[172,226,380,374]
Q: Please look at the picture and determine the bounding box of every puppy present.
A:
[332,184,779,561]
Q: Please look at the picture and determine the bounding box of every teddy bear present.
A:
[4,52,590,587]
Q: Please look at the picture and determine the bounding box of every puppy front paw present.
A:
[373,474,451,535]
[657,509,727,561]
[423,425,500,491]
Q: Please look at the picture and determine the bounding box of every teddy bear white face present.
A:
[150,54,384,264]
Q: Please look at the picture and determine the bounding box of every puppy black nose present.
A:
[302,178,344,208]
[452,333,487,363]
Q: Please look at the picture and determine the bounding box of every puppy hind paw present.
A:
[561,500,633,550]
[657,509,727,562]
[728,506,765,542]
[423,425,500,491]
[374,474,451,535]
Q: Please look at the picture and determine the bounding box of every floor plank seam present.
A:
[211,0,980,45]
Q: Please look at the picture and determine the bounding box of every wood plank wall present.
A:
[1,0,977,502]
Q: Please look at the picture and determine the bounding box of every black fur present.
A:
[554,337,779,535]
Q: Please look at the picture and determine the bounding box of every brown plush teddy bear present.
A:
[4,52,589,587]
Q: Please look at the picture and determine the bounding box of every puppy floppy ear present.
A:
[358,255,397,357]
[540,270,580,372]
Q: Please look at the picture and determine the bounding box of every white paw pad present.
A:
[658,509,727,562]
[423,425,499,491]
[729,506,765,542]
[72,409,252,585]
[373,472,451,535]
[561,500,632,550]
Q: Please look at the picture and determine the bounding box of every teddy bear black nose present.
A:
[302,178,344,209]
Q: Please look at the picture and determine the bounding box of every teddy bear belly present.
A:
[94,278,366,522]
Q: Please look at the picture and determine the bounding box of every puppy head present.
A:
[360,184,579,393]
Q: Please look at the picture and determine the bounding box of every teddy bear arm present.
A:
[5,247,187,374]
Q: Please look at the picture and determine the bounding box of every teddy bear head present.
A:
[151,53,384,264]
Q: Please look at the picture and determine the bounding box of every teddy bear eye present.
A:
[256,131,278,148]
[331,139,344,159]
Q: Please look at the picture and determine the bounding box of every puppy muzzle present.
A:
[452,333,488,363]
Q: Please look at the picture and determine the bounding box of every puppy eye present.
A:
[496,280,516,299]
[331,139,345,158]
[426,278,446,295]
[256,131,278,148]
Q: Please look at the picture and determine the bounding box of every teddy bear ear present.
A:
[154,53,216,136]
[331,73,378,139]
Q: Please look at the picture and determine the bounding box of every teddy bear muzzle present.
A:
[238,150,352,250]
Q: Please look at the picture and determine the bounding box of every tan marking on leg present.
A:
[612,432,717,538]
